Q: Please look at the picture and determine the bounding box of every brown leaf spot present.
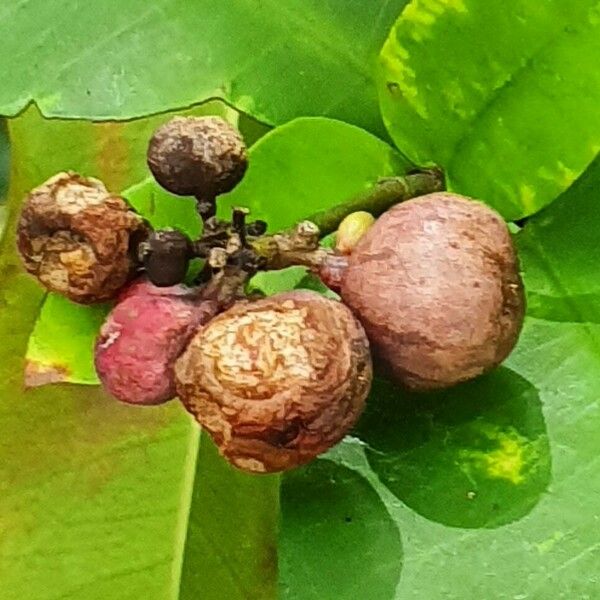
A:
[24,359,71,388]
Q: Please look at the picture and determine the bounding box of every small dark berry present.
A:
[140,229,190,287]
[147,116,247,197]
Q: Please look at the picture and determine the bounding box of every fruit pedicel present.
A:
[16,116,525,473]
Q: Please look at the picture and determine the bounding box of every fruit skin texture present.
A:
[95,279,217,405]
[147,116,247,197]
[175,290,372,473]
[341,192,525,390]
[17,172,148,304]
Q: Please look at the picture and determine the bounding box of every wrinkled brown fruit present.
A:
[175,290,372,473]
[341,192,525,390]
[17,172,148,304]
[147,116,247,197]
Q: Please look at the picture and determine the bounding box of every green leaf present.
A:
[25,294,108,386]
[221,117,410,231]
[280,459,402,600]
[348,157,600,598]
[0,109,195,600]
[518,153,600,322]
[378,0,600,219]
[0,0,409,135]
[0,205,6,237]
[247,267,309,298]
[248,268,341,301]
[1,108,278,599]
[293,272,340,300]
[123,179,201,239]
[355,369,551,529]
[179,434,279,600]
[0,119,8,199]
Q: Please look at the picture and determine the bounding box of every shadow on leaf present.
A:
[354,367,551,529]
[280,460,402,600]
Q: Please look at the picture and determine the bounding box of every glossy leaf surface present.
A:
[0,0,408,135]
[378,0,600,219]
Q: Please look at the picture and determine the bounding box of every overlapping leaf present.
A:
[0,0,408,135]
[0,109,199,600]
[280,459,402,599]
[222,117,410,230]
[378,0,600,219]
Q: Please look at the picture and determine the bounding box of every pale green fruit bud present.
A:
[335,211,375,254]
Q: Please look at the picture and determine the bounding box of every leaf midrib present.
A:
[169,424,199,600]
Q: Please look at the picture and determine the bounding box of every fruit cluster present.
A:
[16,116,525,473]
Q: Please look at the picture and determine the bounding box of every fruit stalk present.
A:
[304,168,444,236]
[248,168,444,271]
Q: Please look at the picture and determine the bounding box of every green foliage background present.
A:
[0,1,599,599]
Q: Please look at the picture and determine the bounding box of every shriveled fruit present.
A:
[17,172,148,304]
[95,278,217,405]
[341,192,525,390]
[147,116,247,198]
[175,290,372,473]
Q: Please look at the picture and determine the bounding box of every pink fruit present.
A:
[95,278,217,405]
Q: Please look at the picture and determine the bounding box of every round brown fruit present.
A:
[147,116,247,197]
[174,290,372,473]
[340,192,525,390]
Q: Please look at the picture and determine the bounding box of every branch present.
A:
[139,168,445,292]
[251,168,445,268]
[305,168,444,236]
